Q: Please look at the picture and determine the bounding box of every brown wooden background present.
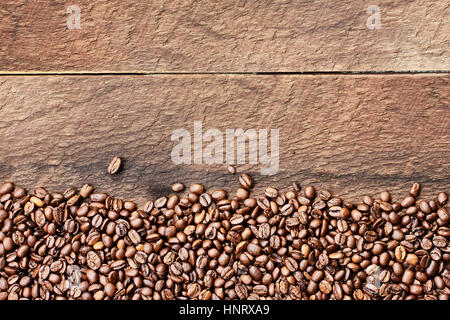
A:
[0,1,449,206]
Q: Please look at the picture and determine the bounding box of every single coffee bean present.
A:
[154,197,167,208]
[189,183,204,195]
[128,229,141,245]
[264,187,278,198]
[258,223,270,239]
[238,174,252,189]
[171,183,184,192]
[86,251,101,270]
[433,236,447,248]
[285,257,298,272]
[199,193,212,207]
[410,183,421,197]
[227,165,236,175]
[79,184,93,198]
[235,284,248,299]
[107,157,122,175]
[230,214,244,225]
[304,186,315,199]
[437,192,448,205]
[437,208,449,222]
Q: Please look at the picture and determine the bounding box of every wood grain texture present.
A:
[0,0,449,72]
[0,75,448,206]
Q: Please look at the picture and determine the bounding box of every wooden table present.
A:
[0,1,449,206]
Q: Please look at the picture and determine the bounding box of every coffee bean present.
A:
[285,257,298,272]
[402,270,415,285]
[319,280,332,294]
[235,284,248,299]
[364,231,378,242]
[304,186,315,199]
[111,260,126,270]
[189,183,204,195]
[395,246,407,261]
[437,192,448,206]
[171,183,184,192]
[380,270,391,283]
[433,236,447,248]
[154,196,167,208]
[364,283,379,297]
[107,157,122,175]
[264,187,278,198]
[238,174,252,189]
[380,190,391,202]
[230,214,244,225]
[249,266,262,281]
[401,196,415,208]
[211,190,226,201]
[86,251,101,270]
[405,253,419,266]
[410,183,421,197]
[199,193,212,207]
[286,217,300,227]
[0,179,446,301]
[204,226,217,240]
[256,197,270,210]
[115,220,129,237]
[128,229,141,245]
[227,165,236,175]
[419,201,431,214]
[258,223,270,239]
[79,184,93,198]
[430,248,442,261]
[280,203,293,216]
[437,208,449,222]
[329,252,344,260]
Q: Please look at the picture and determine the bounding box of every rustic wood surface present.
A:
[0,75,448,206]
[0,0,449,72]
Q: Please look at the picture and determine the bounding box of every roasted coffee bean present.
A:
[205,226,217,240]
[238,174,252,189]
[410,183,421,197]
[128,229,141,245]
[227,165,236,175]
[154,197,167,208]
[432,236,447,248]
[107,157,122,175]
[115,220,129,237]
[437,192,448,206]
[86,251,101,270]
[171,183,184,192]
[235,284,248,299]
[197,193,211,207]
[285,257,298,272]
[264,187,278,198]
[0,179,446,300]
[258,223,270,239]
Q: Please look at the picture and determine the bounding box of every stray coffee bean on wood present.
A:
[0,176,448,300]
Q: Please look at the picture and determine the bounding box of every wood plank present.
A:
[0,1,449,72]
[0,75,448,206]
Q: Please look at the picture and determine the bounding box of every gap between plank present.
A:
[0,70,449,76]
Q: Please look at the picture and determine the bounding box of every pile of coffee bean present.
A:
[0,176,448,300]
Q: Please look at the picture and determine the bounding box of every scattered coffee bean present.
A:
[171,183,184,192]
[227,165,236,175]
[238,174,252,189]
[107,157,122,175]
[0,179,447,301]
